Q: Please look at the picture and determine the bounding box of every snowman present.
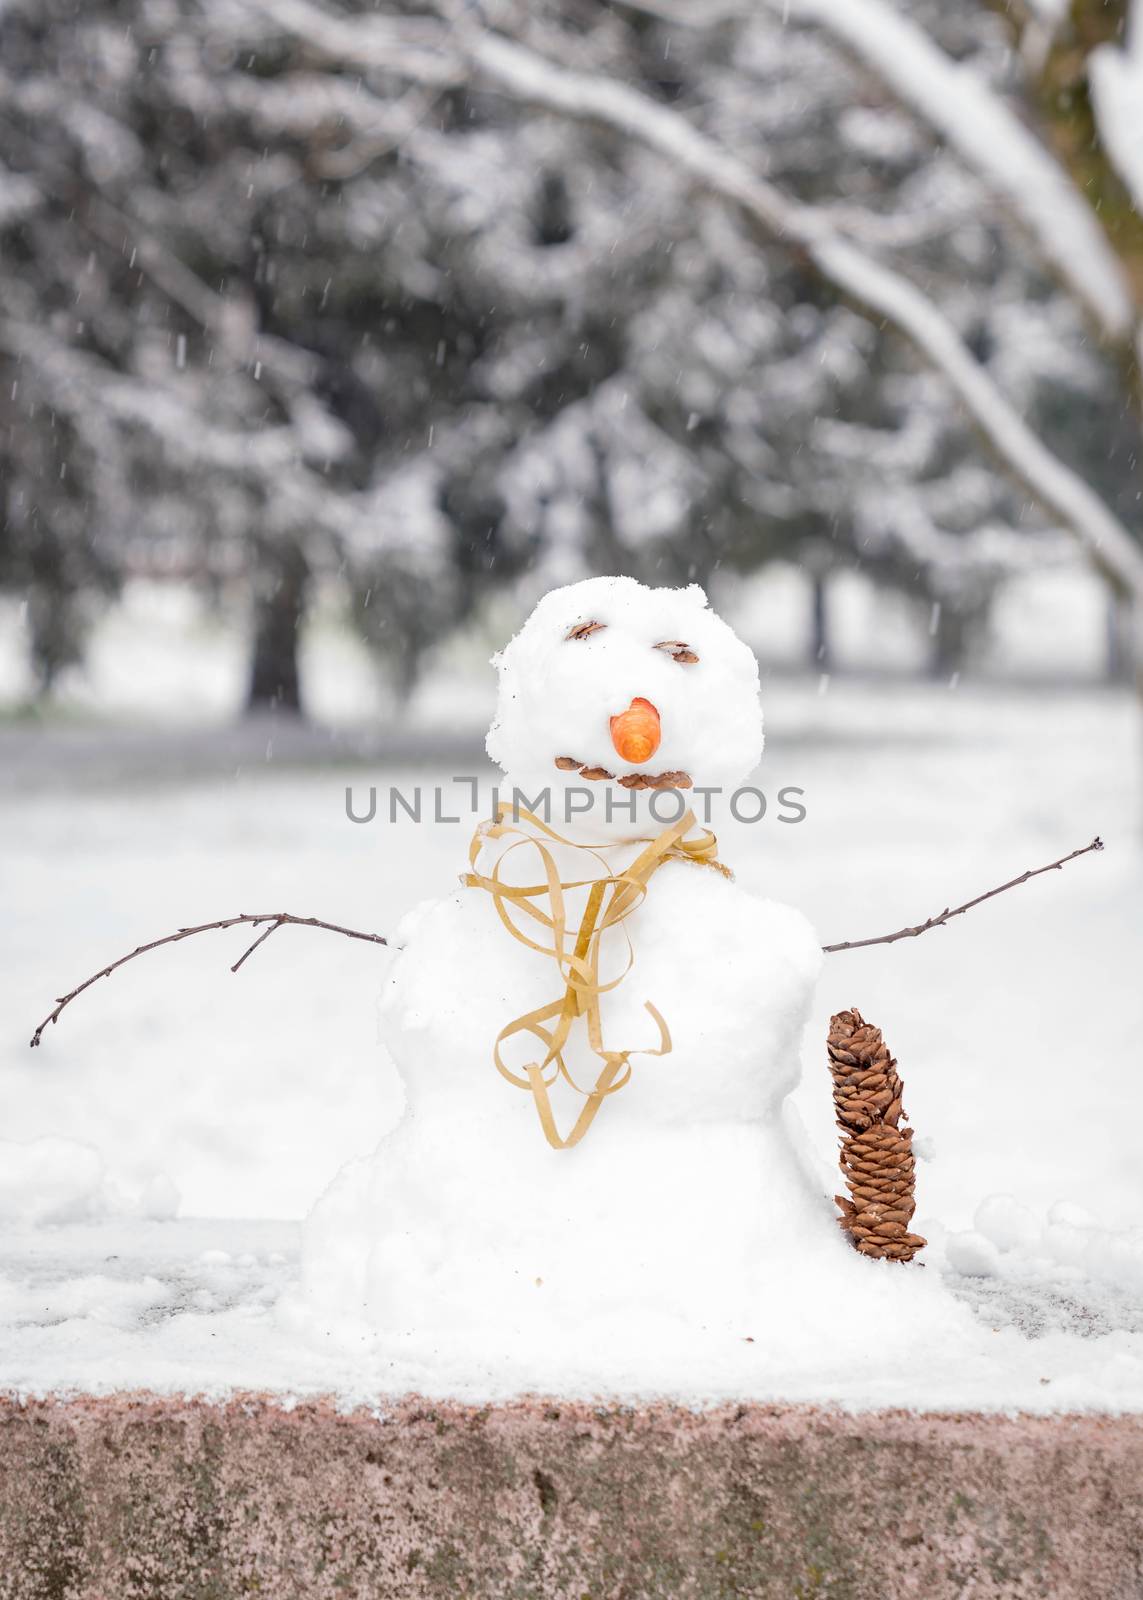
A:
[297,576,862,1361]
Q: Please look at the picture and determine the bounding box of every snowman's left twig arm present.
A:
[29,912,389,1048]
[822,837,1103,954]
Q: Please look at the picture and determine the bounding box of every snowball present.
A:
[1047,1199,1098,1229]
[486,576,763,835]
[946,1230,1003,1278]
[1042,1221,1094,1270]
[0,1137,106,1226]
[140,1173,180,1222]
[1085,1226,1143,1294]
[974,1193,1041,1255]
[0,1137,181,1228]
[945,1198,1143,1309]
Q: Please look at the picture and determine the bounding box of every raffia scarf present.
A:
[463,803,729,1149]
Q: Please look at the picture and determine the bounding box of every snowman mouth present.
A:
[554,756,693,791]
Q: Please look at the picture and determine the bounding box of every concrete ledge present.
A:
[1,1396,1140,1598]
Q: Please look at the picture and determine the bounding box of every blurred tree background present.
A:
[2,0,1141,716]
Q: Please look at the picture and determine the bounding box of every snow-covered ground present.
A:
[1,668,1141,1409]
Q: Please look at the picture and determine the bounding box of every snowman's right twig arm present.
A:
[29,913,389,1048]
[822,837,1103,954]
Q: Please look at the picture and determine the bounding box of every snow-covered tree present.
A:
[2,0,1140,706]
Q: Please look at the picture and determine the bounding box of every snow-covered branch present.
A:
[611,0,1135,343]
[246,0,1143,598]
[768,0,1135,345]
[807,233,1143,598]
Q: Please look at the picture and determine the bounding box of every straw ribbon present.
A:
[463,804,729,1149]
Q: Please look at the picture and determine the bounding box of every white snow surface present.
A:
[3,1207,1142,1411]
[2,634,1141,1408]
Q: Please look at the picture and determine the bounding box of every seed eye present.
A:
[654,640,699,664]
[566,620,607,641]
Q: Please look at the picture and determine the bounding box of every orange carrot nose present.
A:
[610,697,661,765]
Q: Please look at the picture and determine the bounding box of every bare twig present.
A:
[823,838,1103,954]
[230,920,286,973]
[29,913,388,1048]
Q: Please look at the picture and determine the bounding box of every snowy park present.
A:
[4,0,1143,1593]
[2,575,1140,1410]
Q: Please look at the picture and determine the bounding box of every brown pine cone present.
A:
[828,1008,926,1263]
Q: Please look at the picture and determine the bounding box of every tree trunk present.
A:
[928,600,968,681]
[246,544,309,716]
[1037,1,1143,309]
[810,569,831,670]
[1106,587,1133,683]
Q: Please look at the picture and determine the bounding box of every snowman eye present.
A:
[565,620,607,640]
[654,640,699,664]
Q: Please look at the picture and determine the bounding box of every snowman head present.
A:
[486,576,763,831]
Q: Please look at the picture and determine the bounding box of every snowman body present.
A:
[300,577,838,1346]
